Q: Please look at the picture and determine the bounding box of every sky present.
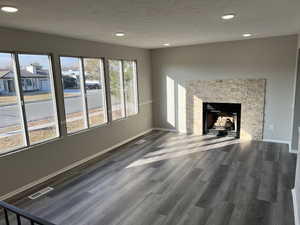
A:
[60,57,80,70]
[0,53,79,71]
[0,53,50,70]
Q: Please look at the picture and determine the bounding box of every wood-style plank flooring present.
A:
[1,131,297,225]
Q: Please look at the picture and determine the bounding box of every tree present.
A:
[109,61,135,98]
[84,59,100,80]
[109,61,121,97]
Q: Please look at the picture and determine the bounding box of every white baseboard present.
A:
[292,189,300,225]
[262,139,295,153]
[0,128,154,201]
[262,138,291,144]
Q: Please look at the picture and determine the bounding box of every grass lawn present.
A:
[0,118,58,154]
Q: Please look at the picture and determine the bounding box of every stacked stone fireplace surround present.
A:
[186,79,266,140]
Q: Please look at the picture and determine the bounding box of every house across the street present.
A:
[0,64,50,94]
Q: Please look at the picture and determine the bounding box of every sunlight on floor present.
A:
[126,136,245,168]
[149,136,235,157]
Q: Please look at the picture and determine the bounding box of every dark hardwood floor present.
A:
[1,131,297,225]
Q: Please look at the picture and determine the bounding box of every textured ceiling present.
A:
[0,0,299,49]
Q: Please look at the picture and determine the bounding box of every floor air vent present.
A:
[28,187,54,200]
[135,139,147,145]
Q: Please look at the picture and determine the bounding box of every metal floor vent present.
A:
[135,139,147,145]
[28,187,54,200]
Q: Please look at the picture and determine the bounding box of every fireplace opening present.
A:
[203,103,241,138]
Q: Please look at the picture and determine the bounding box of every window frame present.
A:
[0,51,139,157]
[59,55,109,135]
[108,58,139,122]
[0,51,61,157]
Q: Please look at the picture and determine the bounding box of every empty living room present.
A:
[0,0,300,225]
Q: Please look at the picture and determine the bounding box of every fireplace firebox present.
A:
[203,103,241,138]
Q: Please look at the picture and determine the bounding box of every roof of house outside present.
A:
[0,70,49,79]
[0,71,10,79]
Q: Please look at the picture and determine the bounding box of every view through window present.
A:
[0,53,59,154]
[109,60,125,120]
[60,56,107,133]
[60,57,87,133]
[0,53,26,153]
[18,54,59,144]
[83,58,107,127]
[109,59,138,120]
[0,53,138,155]
[123,60,138,116]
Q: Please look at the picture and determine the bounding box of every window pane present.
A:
[124,61,138,116]
[0,53,26,153]
[60,57,87,133]
[109,60,125,120]
[18,54,59,144]
[83,58,107,127]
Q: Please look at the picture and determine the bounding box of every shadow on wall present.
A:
[165,75,253,140]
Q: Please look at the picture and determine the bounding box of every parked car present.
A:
[85,80,101,89]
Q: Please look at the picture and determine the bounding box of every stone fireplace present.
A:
[186,79,266,140]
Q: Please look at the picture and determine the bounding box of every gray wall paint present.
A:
[292,49,300,150]
[0,27,153,196]
[151,35,298,141]
[283,34,300,225]
[294,128,300,224]
[292,35,300,150]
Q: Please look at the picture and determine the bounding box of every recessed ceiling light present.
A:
[1,6,18,13]
[163,43,170,46]
[243,33,252,37]
[222,13,236,20]
[115,32,125,37]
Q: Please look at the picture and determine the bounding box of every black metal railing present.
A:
[0,201,56,225]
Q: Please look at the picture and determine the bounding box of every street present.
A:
[0,90,104,128]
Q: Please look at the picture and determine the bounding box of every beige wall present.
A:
[151,35,298,142]
[0,27,153,196]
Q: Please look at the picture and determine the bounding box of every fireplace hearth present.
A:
[203,103,241,138]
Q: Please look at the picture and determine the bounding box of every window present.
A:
[123,61,138,116]
[0,53,26,153]
[60,57,87,133]
[83,58,107,127]
[0,52,59,154]
[108,59,138,121]
[18,54,59,144]
[108,60,125,120]
[60,56,107,133]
